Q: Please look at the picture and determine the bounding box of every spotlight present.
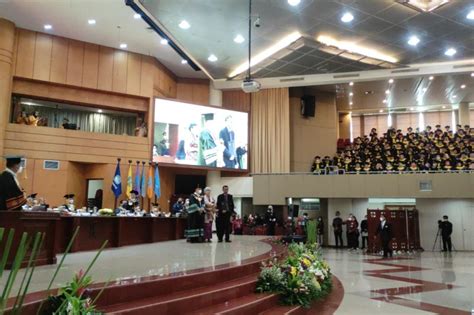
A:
[341,12,354,23]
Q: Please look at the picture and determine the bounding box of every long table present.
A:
[0,212,186,267]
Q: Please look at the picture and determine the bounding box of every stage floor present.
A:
[1,235,271,295]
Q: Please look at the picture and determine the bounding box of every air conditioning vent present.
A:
[43,160,60,170]
[419,180,432,191]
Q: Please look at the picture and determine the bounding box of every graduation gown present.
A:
[0,170,26,211]
[198,129,217,167]
[185,193,204,241]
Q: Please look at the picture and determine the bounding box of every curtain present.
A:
[19,104,136,136]
[251,88,290,173]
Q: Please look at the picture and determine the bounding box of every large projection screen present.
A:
[153,98,248,170]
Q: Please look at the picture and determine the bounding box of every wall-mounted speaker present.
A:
[300,95,316,117]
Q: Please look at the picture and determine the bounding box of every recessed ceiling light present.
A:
[234,34,245,44]
[442,105,446,109]
[98,109,103,113]
[120,43,127,49]
[349,102,353,105]
[88,19,96,25]
[181,59,188,64]
[349,81,354,86]
[179,20,191,29]
[379,109,384,113]
[452,95,457,98]
[44,24,52,30]
[133,13,141,19]
[400,0,450,12]
[410,107,415,111]
[341,12,354,23]
[444,48,457,56]
[288,0,301,6]
[349,92,353,96]
[160,38,168,45]
[467,10,474,20]
[208,54,218,62]
[407,35,420,46]
[471,72,474,77]
[388,78,394,84]
[461,84,466,89]
[429,76,434,80]
[383,99,387,103]
[385,90,390,94]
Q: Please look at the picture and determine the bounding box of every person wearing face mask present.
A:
[123,190,139,212]
[216,185,235,242]
[332,211,344,248]
[185,186,205,243]
[376,214,393,258]
[0,156,27,211]
[316,216,324,246]
[265,206,277,236]
[63,194,76,212]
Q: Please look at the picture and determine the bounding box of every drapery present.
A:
[17,104,136,136]
[251,88,290,173]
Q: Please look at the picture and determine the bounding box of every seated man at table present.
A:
[0,156,27,211]
[23,193,38,210]
[172,198,184,216]
[62,194,76,212]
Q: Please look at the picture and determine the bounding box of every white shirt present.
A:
[381,220,386,229]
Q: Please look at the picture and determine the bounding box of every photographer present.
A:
[439,215,453,252]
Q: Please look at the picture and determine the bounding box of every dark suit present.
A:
[0,170,26,211]
[265,211,277,236]
[377,220,393,257]
[440,221,453,252]
[216,193,235,241]
[219,127,236,168]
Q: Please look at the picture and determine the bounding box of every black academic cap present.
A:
[133,201,140,206]
[435,124,441,127]
[63,194,75,199]
[27,193,38,199]
[4,155,23,164]
[464,125,470,128]
[130,190,139,195]
[202,113,214,121]
[151,202,159,206]
[445,125,450,129]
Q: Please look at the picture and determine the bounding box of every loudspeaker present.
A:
[300,95,316,117]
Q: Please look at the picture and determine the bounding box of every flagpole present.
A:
[148,161,152,212]
[154,162,157,205]
[141,161,146,209]
[114,157,121,209]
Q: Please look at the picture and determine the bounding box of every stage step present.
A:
[102,272,262,314]
[189,293,280,315]
[259,305,301,315]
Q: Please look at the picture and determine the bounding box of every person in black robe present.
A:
[360,215,368,250]
[332,211,343,248]
[440,215,453,252]
[0,156,27,211]
[185,187,204,243]
[376,214,393,258]
[265,206,277,236]
[216,185,235,242]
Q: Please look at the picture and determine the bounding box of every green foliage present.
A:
[306,220,317,245]
[256,242,332,308]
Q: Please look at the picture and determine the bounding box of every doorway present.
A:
[86,179,104,209]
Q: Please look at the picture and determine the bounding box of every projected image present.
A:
[153,99,248,170]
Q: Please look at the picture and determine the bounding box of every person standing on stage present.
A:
[216,185,235,242]
[347,214,359,250]
[332,211,343,248]
[0,156,27,211]
[360,215,369,250]
[317,216,324,246]
[376,214,393,258]
[185,187,205,243]
[440,215,453,252]
[265,205,277,236]
[203,187,216,242]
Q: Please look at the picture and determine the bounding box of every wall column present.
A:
[458,102,470,127]
[0,18,16,167]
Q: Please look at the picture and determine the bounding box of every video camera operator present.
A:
[439,215,453,252]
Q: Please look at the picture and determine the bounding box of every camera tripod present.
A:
[432,228,456,252]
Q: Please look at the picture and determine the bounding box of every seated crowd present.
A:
[311,124,473,173]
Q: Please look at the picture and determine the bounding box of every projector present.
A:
[241,79,261,93]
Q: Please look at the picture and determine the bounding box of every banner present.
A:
[111,160,122,197]
[154,163,161,199]
[126,162,133,198]
[147,164,154,199]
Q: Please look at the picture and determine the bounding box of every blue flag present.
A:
[154,164,161,198]
[140,163,146,198]
[111,160,122,197]
[134,162,140,194]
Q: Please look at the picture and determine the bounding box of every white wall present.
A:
[87,179,103,199]
[327,198,368,246]
[416,198,474,251]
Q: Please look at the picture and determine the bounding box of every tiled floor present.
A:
[0,235,270,294]
[324,248,474,314]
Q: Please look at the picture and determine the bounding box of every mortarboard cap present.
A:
[130,190,138,195]
[4,155,23,165]
[63,194,75,199]
[27,193,38,199]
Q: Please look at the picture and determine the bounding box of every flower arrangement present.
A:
[256,243,332,308]
[98,208,113,216]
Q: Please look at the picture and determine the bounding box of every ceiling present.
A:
[0,0,206,79]
[138,0,474,80]
[315,72,474,112]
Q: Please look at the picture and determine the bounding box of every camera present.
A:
[254,15,261,27]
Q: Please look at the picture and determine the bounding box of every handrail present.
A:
[251,170,474,176]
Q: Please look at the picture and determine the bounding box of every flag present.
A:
[147,164,154,199]
[126,163,133,198]
[134,162,140,194]
[140,163,146,198]
[154,164,161,199]
[111,160,122,197]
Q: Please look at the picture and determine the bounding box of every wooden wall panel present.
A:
[15,29,36,78]
[32,32,52,81]
[97,46,114,91]
[82,43,99,89]
[66,40,84,86]
[140,56,154,97]
[126,53,141,95]
[112,50,128,93]
[222,90,251,112]
[49,36,69,84]
[176,82,193,102]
